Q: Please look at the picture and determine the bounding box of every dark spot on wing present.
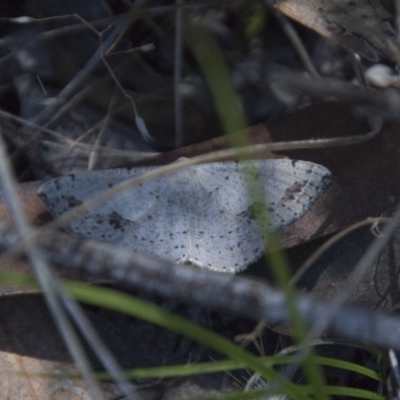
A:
[281,181,305,202]
[66,196,82,208]
[108,211,129,231]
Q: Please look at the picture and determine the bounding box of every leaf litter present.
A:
[38,159,331,273]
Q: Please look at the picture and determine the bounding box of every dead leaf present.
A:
[268,101,399,248]
[275,0,400,64]
[130,123,282,166]
[0,181,50,226]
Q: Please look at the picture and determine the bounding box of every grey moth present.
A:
[38,159,331,273]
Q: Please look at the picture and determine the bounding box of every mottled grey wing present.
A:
[194,159,331,229]
[37,167,167,242]
[255,159,331,228]
[38,160,331,273]
[118,172,264,273]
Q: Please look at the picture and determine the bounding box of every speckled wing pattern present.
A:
[37,159,331,273]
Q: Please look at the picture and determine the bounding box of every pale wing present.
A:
[254,159,331,228]
[121,175,193,263]
[195,160,331,229]
[192,162,250,216]
[38,166,167,241]
[117,171,264,273]
[187,181,264,273]
[38,160,331,273]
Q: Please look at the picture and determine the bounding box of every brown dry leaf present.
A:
[0,182,49,226]
[269,101,398,248]
[275,0,400,64]
[131,123,282,166]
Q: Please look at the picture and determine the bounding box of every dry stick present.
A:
[0,116,65,178]
[0,135,107,399]
[0,108,91,147]
[97,11,161,145]
[270,69,400,117]
[88,92,118,171]
[174,0,184,147]
[0,5,203,71]
[290,217,391,286]
[268,3,319,77]
[101,41,152,143]
[41,139,154,163]
[1,225,400,352]
[38,84,94,131]
[0,14,127,41]
[0,4,208,49]
[396,0,400,42]
[0,109,155,161]
[31,18,131,127]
